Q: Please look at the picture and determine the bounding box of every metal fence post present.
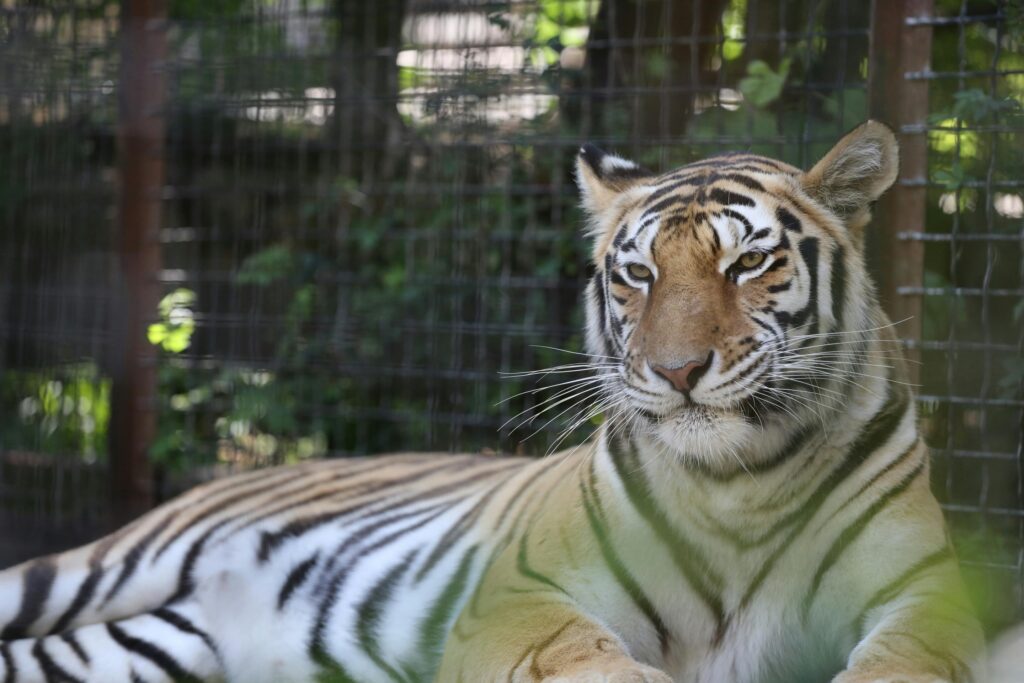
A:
[109,0,166,522]
[868,0,933,377]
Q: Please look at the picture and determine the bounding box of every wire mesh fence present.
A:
[0,0,1020,632]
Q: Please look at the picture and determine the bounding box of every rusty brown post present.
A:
[869,0,933,379]
[109,0,166,522]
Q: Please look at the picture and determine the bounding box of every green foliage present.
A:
[0,365,110,461]
[950,88,1021,121]
[921,270,969,341]
[721,0,747,61]
[236,245,295,286]
[932,159,967,190]
[739,59,792,108]
[170,0,248,21]
[147,289,197,353]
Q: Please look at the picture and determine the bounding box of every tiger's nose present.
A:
[651,352,713,394]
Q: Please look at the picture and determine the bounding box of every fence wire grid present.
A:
[0,0,1021,633]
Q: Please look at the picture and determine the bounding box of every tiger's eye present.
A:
[738,251,766,270]
[626,263,652,280]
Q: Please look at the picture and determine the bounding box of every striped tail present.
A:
[0,518,185,640]
[0,602,220,683]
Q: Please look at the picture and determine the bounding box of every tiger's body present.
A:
[0,122,983,683]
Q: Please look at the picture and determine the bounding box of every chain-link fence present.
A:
[0,0,1021,632]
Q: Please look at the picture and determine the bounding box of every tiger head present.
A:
[575,121,900,472]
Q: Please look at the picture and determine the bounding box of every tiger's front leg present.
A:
[436,596,671,683]
[831,559,984,683]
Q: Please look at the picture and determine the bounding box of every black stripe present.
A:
[721,173,765,192]
[233,473,403,539]
[356,550,420,683]
[277,553,320,610]
[256,459,467,562]
[312,460,519,578]
[708,188,754,207]
[50,568,103,635]
[749,227,772,241]
[776,206,802,232]
[887,630,973,683]
[646,192,695,215]
[607,440,726,634]
[783,237,819,331]
[721,208,753,237]
[602,253,615,348]
[315,499,455,581]
[762,256,789,274]
[151,608,218,657]
[164,527,219,606]
[830,245,847,328]
[710,224,721,250]
[766,282,791,293]
[516,530,570,596]
[492,457,564,532]
[855,546,954,632]
[415,484,498,581]
[738,388,909,604]
[415,545,479,671]
[2,558,57,639]
[1,642,16,683]
[152,469,315,561]
[59,632,88,665]
[106,622,200,683]
[612,224,628,248]
[841,440,920,513]
[105,512,181,603]
[801,462,925,618]
[644,177,703,207]
[609,305,625,338]
[32,640,84,683]
[591,277,608,343]
[309,502,459,661]
[710,354,769,394]
[702,425,816,486]
[580,464,671,652]
[171,462,416,603]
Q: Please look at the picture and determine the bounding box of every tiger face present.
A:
[576,122,899,471]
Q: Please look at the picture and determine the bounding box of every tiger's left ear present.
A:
[801,120,899,221]
[575,144,654,217]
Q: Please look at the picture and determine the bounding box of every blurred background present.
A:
[0,0,1021,637]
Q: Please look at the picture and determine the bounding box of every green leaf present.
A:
[951,88,1021,121]
[738,58,791,108]
[722,39,744,61]
[237,245,295,286]
[933,160,967,190]
[148,288,196,353]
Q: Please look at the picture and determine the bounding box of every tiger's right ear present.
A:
[575,144,653,217]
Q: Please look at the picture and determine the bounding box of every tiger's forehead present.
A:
[600,154,800,258]
[654,151,801,181]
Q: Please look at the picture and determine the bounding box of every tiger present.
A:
[0,121,985,683]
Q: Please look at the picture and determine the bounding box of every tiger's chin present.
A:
[626,400,791,475]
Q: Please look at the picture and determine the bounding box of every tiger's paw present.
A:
[832,671,949,683]
[543,661,673,683]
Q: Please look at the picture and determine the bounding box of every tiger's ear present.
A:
[575,144,653,217]
[801,121,899,220]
